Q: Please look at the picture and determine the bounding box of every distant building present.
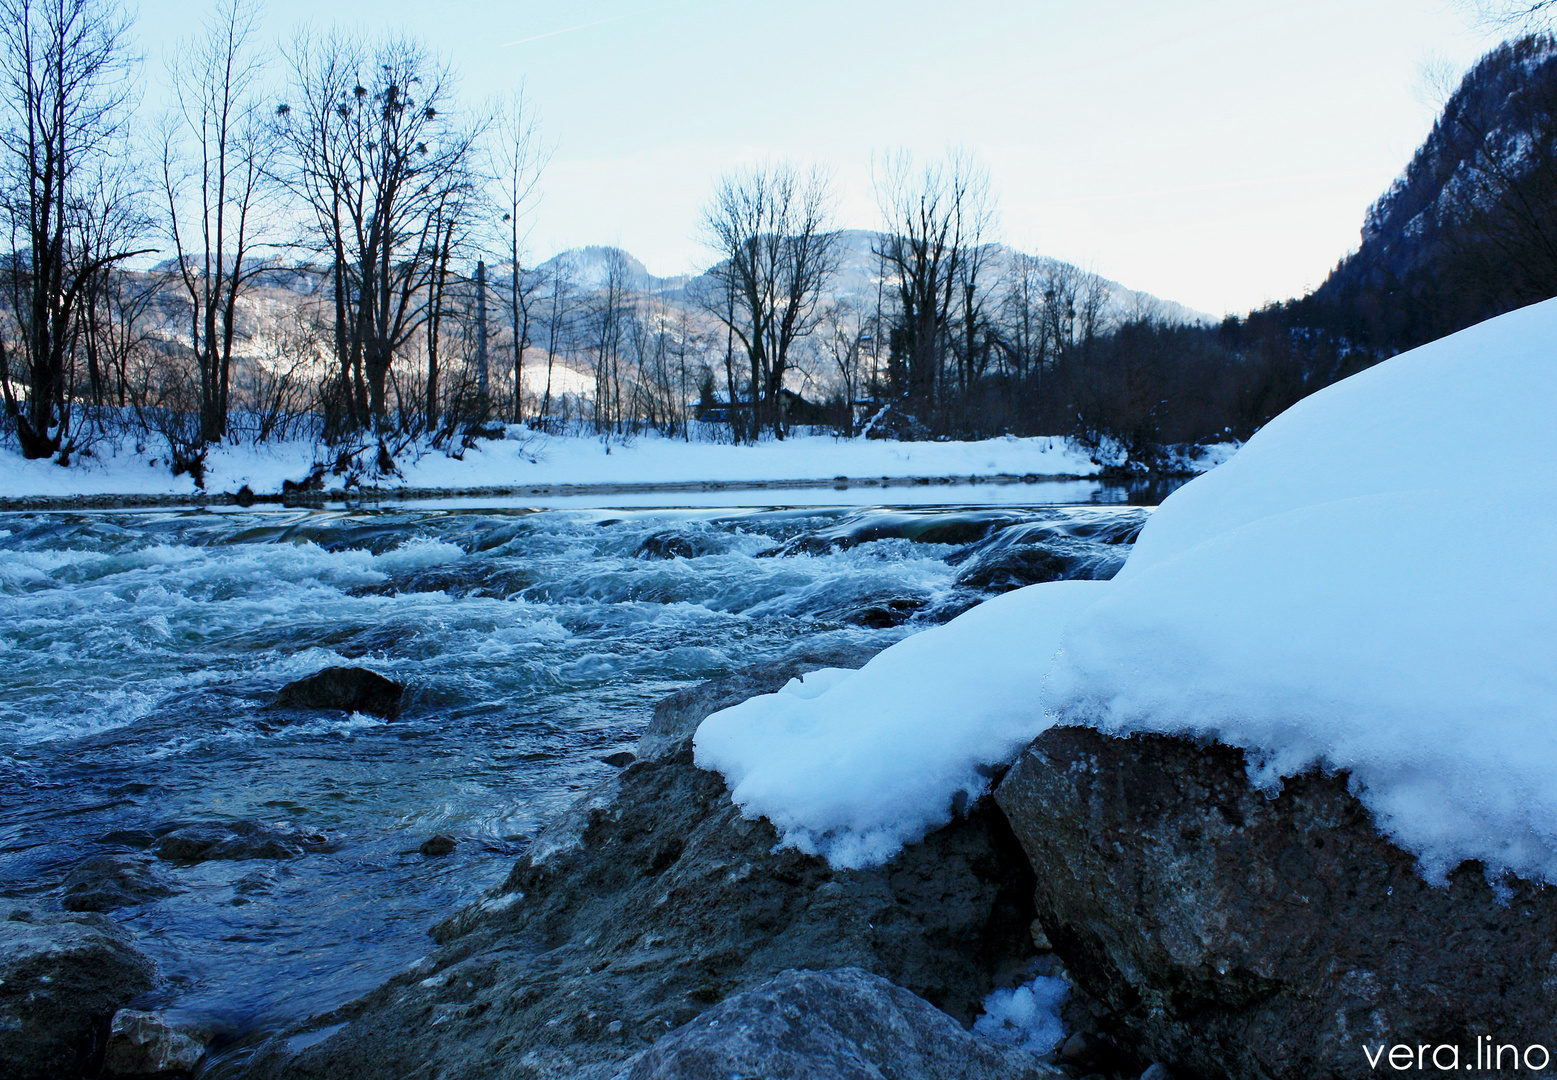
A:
[694,389,830,427]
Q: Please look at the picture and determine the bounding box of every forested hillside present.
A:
[1069,34,1557,469]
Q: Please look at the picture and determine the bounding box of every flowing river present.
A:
[0,489,1161,1046]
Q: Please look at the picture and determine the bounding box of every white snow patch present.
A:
[0,430,1105,499]
[693,580,1107,868]
[973,975,1069,1055]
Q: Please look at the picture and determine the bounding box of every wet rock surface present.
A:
[610,967,1062,1080]
[635,531,719,560]
[947,516,1140,594]
[0,902,158,1080]
[102,1009,218,1078]
[233,647,1042,1080]
[352,564,535,600]
[419,834,458,857]
[274,666,403,718]
[997,727,1557,1080]
[765,510,1024,557]
[151,820,334,863]
[62,854,180,912]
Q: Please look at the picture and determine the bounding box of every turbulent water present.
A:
[0,499,1149,1042]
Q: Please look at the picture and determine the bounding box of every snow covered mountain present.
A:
[536,230,1210,328]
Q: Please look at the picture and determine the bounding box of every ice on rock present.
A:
[973,975,1069,1054]
[693,580,1108,868]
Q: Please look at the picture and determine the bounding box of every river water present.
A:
[0,487,1159,1043]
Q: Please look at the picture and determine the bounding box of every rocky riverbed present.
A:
[6,500,1549,1080]
[8,644,1556,1080]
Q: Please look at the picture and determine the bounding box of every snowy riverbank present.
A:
[0,430,1238,505]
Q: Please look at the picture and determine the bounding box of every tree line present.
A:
[0,0,552,479]
[5,0,1551,479]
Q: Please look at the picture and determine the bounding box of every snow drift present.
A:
[696,296,1557,882]
[693,581,1107,868]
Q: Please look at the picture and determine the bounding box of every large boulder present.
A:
[237,646,1041,1080]
[996,726,1557,1080]
[274,667,403,718]
[0,903,158,1080]
[611,967,1061,1080]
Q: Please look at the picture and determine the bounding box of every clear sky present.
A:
[132,0,1504,317]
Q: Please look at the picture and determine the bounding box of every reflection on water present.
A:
[0,498,1150,1038]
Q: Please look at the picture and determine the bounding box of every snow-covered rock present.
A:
[697,296,1557,883]
[1047,295,1557,883]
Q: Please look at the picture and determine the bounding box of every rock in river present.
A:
[0,903,157,1080]
[62,853,180,912]
[102,1009,217,1078]
[274,666,403,718]
[152,819,333,863]
[996,726,1557,1080]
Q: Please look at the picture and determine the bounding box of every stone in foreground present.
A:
[102,1009,214,1077]
[0,903,157,1080]
[612,967,1061,1080]
[996,726,1557,1080]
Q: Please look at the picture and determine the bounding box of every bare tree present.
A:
[698,161,839,440]
[0,0,149,460]
[161,0,276,447]
[490,89,549,424]
[820,298,869,436]
[872,148,995,428]
[588,248,633,437]
[1466,1,1557,27]
[277,31,479,448]
[537,259,576,425]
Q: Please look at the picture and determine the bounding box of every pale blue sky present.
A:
[133,0,1502,316]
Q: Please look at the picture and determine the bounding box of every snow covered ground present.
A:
[695,297,1557,885]
[0,430,1108,501]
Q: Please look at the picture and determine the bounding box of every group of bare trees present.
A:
[0,0,1227,476]
[0,0,148,461]
[692,149,1134,444]
[0,0,549,476]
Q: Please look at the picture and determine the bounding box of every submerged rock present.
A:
[814,593,928,628]
[153,819,333,863]
[0,903,157,1080]
[237,646,1040,1080]
[419,834,457,857]
[102,1009,217,1077]
[996,726,1557,1080]
[611,967,1061,1080]
[635,531,718,560]
[947,516,1139,594]
[62,854,180,912]
[953,546,1067,592]
[274,667,403,718]
[765,510,1018,557]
